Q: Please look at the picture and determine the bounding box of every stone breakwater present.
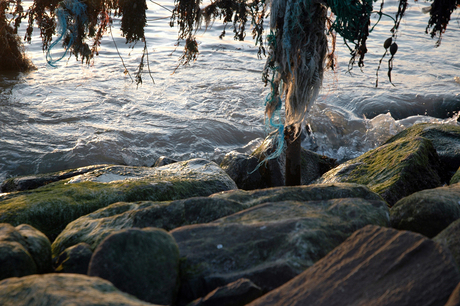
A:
[0,122,460,306]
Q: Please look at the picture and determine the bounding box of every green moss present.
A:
[320,136,441,206]
[0,174,234,241]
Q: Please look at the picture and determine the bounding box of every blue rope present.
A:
[46,0,88,67]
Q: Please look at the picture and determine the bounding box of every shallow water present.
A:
[1,0,459,182]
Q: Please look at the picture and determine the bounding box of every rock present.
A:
[248,225,460,306]
[0,241,36,281]
[171,184,389,304]
[210,182,385,204]
[54,242,93,274]
[0,158,237,240]
[384,123,460,183]
[390,184,460,238]
[88,228,180,305]
[0,273,158,306]
[153,156,179,167]
[451,168,460,185]
[316,136,442,206]
[231,136,337,189]
[187,278,263,306]
[220,151,263,190]
[0,223,51,280]
[14,224,52,274]
[446,282,460,306]
[433,218,460,269]
[0,165,108,192]
[51,197,246,258]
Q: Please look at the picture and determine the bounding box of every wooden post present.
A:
[285,125,301,186]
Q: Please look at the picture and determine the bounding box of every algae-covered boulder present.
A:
[171,184,389,304]
[231,136,337,189]
[0,165,108,192]
[248,225,460,306]
[0,159,237,240]
[390,183,460,238]
[0,223,51,280]
[384,123,460,182]
[88,228,180,305]
[434,218,460,269]
[315,136,442,206]
[51,197,246,258]
[0,273,158,306]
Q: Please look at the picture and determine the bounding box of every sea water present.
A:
[1,0,459,183]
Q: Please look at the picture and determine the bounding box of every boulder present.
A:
[390,184,460,238]
[51,183,382,259]
[209,182,385,204]
[0,158,237,240]
[54,242,93,274]
[433,218,460,269]
[0,241,36,281]
[0,223,51,280]
[220,151,263,190]
[248,225,460,306]
[171,184,389,304]
[187,278,263,306]
[446,282,460,306]
[88,227,180,305]
[0,273,158,306]
[14,224,52,274]
[51,197,246,258]
[0,165,108,192]
[224,136,337,189]
[315,136,442,206]
[384,123,460,183]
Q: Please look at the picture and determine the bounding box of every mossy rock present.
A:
[51,197,246,258]
[315,136,442,206]
[0,165,109,193]
[0,159,237,240]
[390,184,460,238]
[384,123,460,183]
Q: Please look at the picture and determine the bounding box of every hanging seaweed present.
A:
[170,0,267,66]
[425,0,460,46]
[0,0,34,71]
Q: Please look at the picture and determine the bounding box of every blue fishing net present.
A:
[46,0,88,67]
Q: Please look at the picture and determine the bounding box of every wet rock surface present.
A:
[248,225,460,306]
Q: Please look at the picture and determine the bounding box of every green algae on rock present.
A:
[315,136,442,206]
[384,123,460,183]
[0,159,237,240]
